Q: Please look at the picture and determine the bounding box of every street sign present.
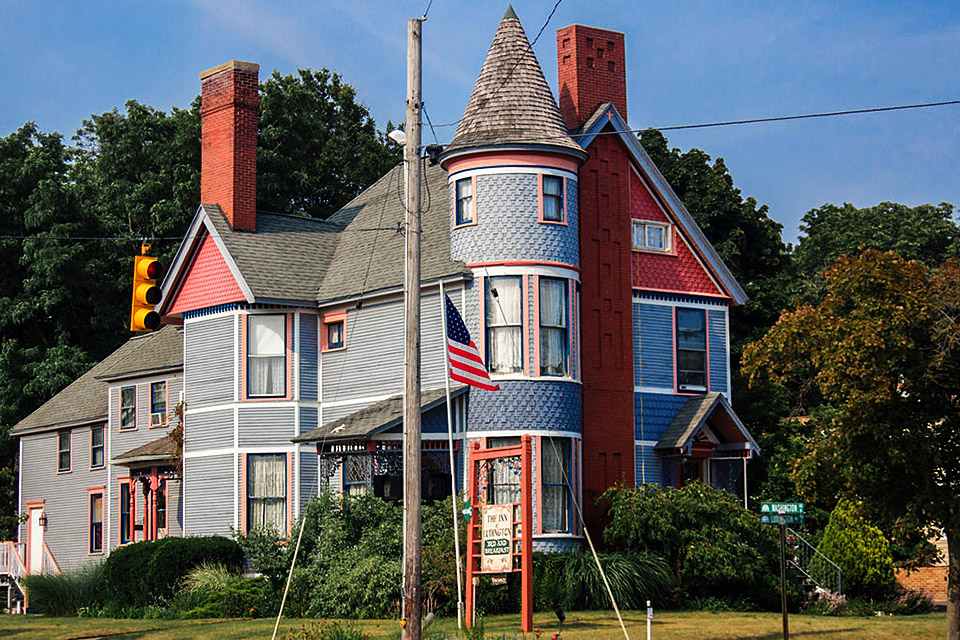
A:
[760,502,804,525]
[761,502,804,514]
[761,513,804,525]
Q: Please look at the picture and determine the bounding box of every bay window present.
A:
[485,277,523,374]
[539,277,568,376]
[248,315,286,397]
[247,454,287,533]
[487,437,521,505]
[541,437,571,534]
[676,307,707,392]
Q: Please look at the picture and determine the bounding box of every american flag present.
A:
[444,295,499,391]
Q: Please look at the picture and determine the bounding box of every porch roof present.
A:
[111,434,176,466]
[293,384,467,444]
[655,393,759,455]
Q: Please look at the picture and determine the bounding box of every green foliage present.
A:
[280,620,364,640]
[533,551,673,611]
[101,535,243,608]
[818,500,896,600]
[601,482,781,608]
[22,562,104,616]
[182,561,236,594]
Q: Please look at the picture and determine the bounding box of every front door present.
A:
[27,506,44,574]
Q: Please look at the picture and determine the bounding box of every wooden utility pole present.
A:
[402,16,423,640]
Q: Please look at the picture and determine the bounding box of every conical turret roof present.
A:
[441,7,585,160]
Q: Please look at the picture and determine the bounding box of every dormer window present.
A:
[455,178,474,226]
[632,220,671,252]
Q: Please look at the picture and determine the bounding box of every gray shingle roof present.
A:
[112,434,176,465]
[655,393,758,452]
[293,385,466,443]
[203,205,341,304]
[441,9,585,160]
[11,326,183,436]
[317,163,469,302]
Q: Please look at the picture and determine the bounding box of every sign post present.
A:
[760,502,803,640]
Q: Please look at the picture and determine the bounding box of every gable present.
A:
[166,232,247,315]
[630,169,724,298]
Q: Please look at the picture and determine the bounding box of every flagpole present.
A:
[440,281,465,629]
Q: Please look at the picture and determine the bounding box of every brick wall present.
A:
[556,25,627,130]
[896,567,948,603]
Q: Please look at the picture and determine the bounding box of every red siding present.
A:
[578,129,636,529]
[630,171,723,297]
[167,234,246,314]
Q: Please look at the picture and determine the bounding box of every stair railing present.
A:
[786,527,842,595]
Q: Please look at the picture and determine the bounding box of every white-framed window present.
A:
[541,437,572,534]
[120,386,136,430]
[541,175,564,222]
[90,425,104,469]
[57,430,71,472]
[247,453,287,533]
[539,277,569,376]
[632,220,670,252]
[150,381,167,426]
[485,276,523,374]
[89,491,104,554]
[248,315,286,397]
[455,178,474,226]
[676,307,707,392]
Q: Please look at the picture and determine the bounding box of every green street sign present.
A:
[761,502,804,515]
[761,513,804,525]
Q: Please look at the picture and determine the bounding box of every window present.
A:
[327,321,344,349]
[676,308,707,392]
[542,175,564,222]
[156,480,167,533]
[539,278,568,376]
[343,455,371,496]
[541,437,571,534]
[455,178,474,225]
[248,315,286,397]
[487,437,521,505]
[150,381,167,426]
[247,454,287,533]
[89,492,103,554]
[485,276,523,374]
[57,430,71,472]
[120,386,136,430]
[119,482,132,544]
[321,311,347,352]
[90,426,104,469]
[632,220,670,252]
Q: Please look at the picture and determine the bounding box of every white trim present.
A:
[473,264,579,281]
[293,312,300,402]
[725,306,732,401]
[363,432,463,442]
[17,439,22,544]
[489,374,582,385]
[633,293,727,309]
[635,386,682,395]
[448,166,578,182]
[233,405,239,531]
[233,313,239,402]
[465,429,580,440]
[533,533,585,540]
[324,393,397,409]
[186,445,297,459]
[636,439,658,448]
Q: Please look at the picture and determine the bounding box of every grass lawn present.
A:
[0,610,946,639]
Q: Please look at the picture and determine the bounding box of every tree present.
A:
[257,68,401,219]
[743,250,960,637]
[818,499,896,600]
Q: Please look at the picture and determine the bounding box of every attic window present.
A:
[632,220,671,253]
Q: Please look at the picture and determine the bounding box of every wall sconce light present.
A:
[38,513,47,529]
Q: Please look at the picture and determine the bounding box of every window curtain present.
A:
[248,454,286,532]
[249,316,285,395]
[541,437,570,533]
[539,278,567,376]
[543,177,562,220]
[487,277,523,373]
[488,437,521,505]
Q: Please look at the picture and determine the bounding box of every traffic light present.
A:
[130,248,165,332]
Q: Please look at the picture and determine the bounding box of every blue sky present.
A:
[3,1,958,243]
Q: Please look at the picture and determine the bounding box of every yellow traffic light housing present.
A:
[130,246,165,332]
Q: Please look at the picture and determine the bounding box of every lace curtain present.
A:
[486,277,523,373]
[248,454,286,532]
[249,316,285,396]
[539,278,567,376]
[541,437,569,533]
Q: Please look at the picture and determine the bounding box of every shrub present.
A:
[23,562,103,616]
[803,587,847,615]
[817,500,896,600]
[602,482,782,608]
[101,535,244,608]
[533,551,673,611]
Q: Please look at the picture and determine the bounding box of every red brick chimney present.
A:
[200,60,259,232]
[556,25,626,131]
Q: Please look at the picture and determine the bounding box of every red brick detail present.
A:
[167,234,246,314]
[557,25,627,131]
[201,64,259,232]
[578,130,635,531]
[896,567,948,603]
[630,171,722,296]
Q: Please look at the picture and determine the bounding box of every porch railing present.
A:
[787,527,842,595]
[0,541,26,581]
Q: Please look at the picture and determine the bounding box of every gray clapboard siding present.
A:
[421,291,448,391]
[321,299,403,404]
[167,478,183,538]
[238,406,297,446]
[299,406,318,435]
[112,376,184,453]
[185,409,234,451]
[183,455,234,536]
[299,313,319,402]
[185,315,235,407]
[299,450,318,513]
[20,429,108,572]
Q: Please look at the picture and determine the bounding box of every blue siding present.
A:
[636,303,673,389]
[299,313,318,401]
[422,402,450,434]
[635,443,662,486]
[708,310,728,394]
[300,406,318,435]
[467,380,581,434]
[634,393,688,442]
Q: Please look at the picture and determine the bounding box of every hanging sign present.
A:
[481,504,513,573]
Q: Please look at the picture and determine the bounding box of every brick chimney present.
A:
[556,25,626,131]
[200,60,259,232]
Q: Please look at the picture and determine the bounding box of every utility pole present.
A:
[402,15,423,640]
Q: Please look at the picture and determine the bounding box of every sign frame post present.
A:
[464,435,533,632]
